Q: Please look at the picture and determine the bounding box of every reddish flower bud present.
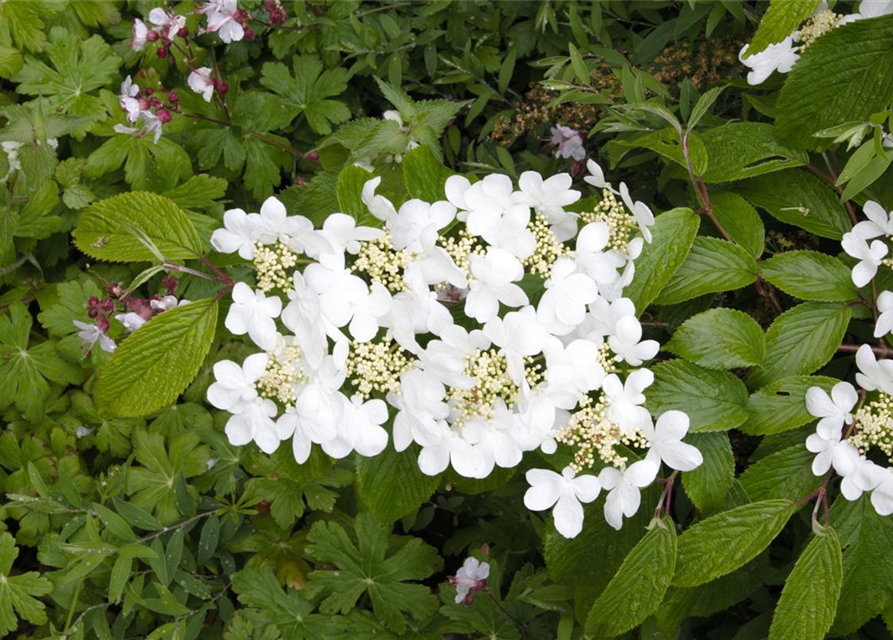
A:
[155,108,173,123]
[294,176,307,186]
[167,90,180,104]
[149,96,162,107]
[163,276,178,295]
[156,47,168,59]
[146,29,160,42]
[99,298,116,313]
[234,9,249,23]
[216,80,229,95]
[304,150,319,161]
[87,307,99,319]
[244,27,255,41]
[144,87,154,96]
[96,315,111,333]
[177,26,189,38]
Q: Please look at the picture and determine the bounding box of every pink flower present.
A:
[198,0,245,43]
[550,125,586,161]
[132,18,149,51]
[188,67,216,102]
[148,8,186,41]
[73,320,116,354]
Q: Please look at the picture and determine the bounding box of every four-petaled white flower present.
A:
[603,370,654,435]
[599,460,658,530]
[524,467,601,538]
[538,258,599,332]
[842,232,888,287]
[855,343,893,395]
[739,37,799,86]
[211,208,257,259]
[513,171,581,241]
[853,200,893,239]
[321,396,389,459]
[806,429,859,477]
[465,247,528,323]
[644,411,703,471]
[225,282,282,351]
[187,67,215,102]
[805,382,857,439]
[608,316,659,366]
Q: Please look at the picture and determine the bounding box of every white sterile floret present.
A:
[603,370,654,435]
[853,201,893,239]
[739,37,800,86]
[842,231,888,287]
[225,398,279,454]
[586,296,637,339]
[618,183,655,243]
[280,270,331,369]
[207,353,267,411]
[465,247,528,323]
[253,196,307,246]
[188,67,215,102]
[347,281,391,342]
[599,460,658,530]
[321,396,389,458]
[461,402,524,476]
[524,467,601,538]
[543,337,605,410]
[415,325,487,389]
[855,343,893,394]
[644,410,703,472]
[320,213,383,255]
[417,225,467,288]
[225,283,282,351]
[538,258,599,332]
[870,467,893,516]
[484,306,549,384]
[446,173,513,226]
[575,222,620,286]
[841,456,882,501]
[805,381,857,439]
[876,290,893,338]
[806,428,859,476]
[389,369,450,451]
[211,208,259,259]
[608,316,659,366]
[385,265,453,353]
[388,199,456,253]
[304,251,370,329]
[512,171,581,241]
[417,423,487,478]
[583,159,609,190]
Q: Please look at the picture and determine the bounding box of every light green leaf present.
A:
[95,298,218,418]
[585,518,676,637]
[623,208,699,311]
[655,237,757,305]
[645,360,749,433]
[760,251,858,302]
[403,145,456,202]
[73,191,203,263]
[37,279,103,337]
[733,169,851,240]
[232,567,329,638]
[336,164,376,224]
[357,443,440,522]
[710,191,765,259]
[673,499,795,587]
[740,445,819,502]
[683,433,735,514]
[741,375,839,436]
[745,0,820,57]
[700,123,808,183]
[748,302,851,388]
[0,532,53,636]
[666,308,765,370]
[776,15,893,150]
[162,174,228,211]
[769,528,842,640]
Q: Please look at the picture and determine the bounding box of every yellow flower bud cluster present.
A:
[253,242,299,292]
[850,394,893,464]
[345,337,411,398]
[353,232,412,292]
[448,349,542,426]
[580,188,636,254]
[522,212,569,276]
[797,10,842,49]
[257,344,309,405]
[555,394,649,472]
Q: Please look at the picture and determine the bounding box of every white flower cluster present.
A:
[806,200,893,516]
[207,162,702,538]
[739,0,893,85]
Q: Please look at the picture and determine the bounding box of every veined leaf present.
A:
[357,443,440,522]
[700,122,808,183]
[745,0,820,57]
[741,375,840,435]
[683,433,735,514]
[740,445,819,502]
[655,237,757,305]
[710,191,765,259]
[666,308,765,370]
[760,251,858,302]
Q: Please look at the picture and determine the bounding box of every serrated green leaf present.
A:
[336,164,376,223]
[673,499,794,587]
[739,445,818,503]
[585,518,677,638]
[666,308,765,370]
[748,302,851,388]
[741,375,839,435]
[73,191,203,263]
[95,298,218,418]
[623,208,699,311]
[37,279,103,337]
[655,237,757,305]
[760,251,858,301]
[683,433,735,514]
[403,145,456,202]
[710,192,765,259]
[162,174,227,211]
[260,55,351,135]
[700,123,808,183]
[645,360,749,433]
[733,169,851,240]
[769,528,842,640]
[357,443,440,522]
[0,532,53,636]
[776,15,893,150]
[745,0,820,57]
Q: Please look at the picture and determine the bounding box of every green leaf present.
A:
[831,495,893,633]
[13,27,119,136]
[162,175,228,211]
[336,164,376,224]
[710,192,765,259]
[673,499,795,587]
[655,237,757,305]
[739,445,819,502]
[623,208,699,311]
[243,136,292,201]
[760,251,858,302]
[748,302,851,388]
[0,532,53,636]
[776,15,893,150]
[769,528,842,640]
[700,123,808,183]
[259,55,351,135]
[585,518,677,638]
[73,192,203,263]
[305,512,441,633]
[733,169,851,240]
[666,308,765,370]
[95,298,218,418]
[645,360,749,433]
[683,433,735,514]
[357,444,440,522]
[568,43,590,84]
[745,0,820,57]
[232,567,330,638]
[403,146,456,202]
[37,279,103,337]
[93,502,137,542]
[741,375,840,436]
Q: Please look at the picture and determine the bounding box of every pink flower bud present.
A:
[177,27,189,38]
[167,90,180,104]
[163,276,178,295]
[304,151,319,161]
[155,108,173,123]
[244,28,255,41]
[216,80,229,95]
[146,30,160,42]
[156,47,168,59]
[96,315,111,333]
